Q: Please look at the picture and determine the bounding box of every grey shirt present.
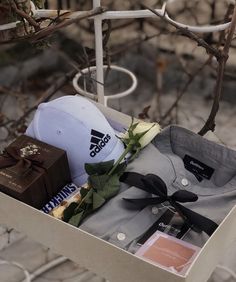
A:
[80,125,236,252]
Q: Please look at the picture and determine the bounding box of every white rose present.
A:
[135,122,161,148]
[122,121,161,148]
[109,121,161,175]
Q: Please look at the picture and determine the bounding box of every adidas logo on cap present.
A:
[26,95,126,186]
[90,129,111,158]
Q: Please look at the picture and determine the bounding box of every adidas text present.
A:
[90,134,111,157]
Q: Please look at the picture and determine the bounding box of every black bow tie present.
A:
[120,172,218,237]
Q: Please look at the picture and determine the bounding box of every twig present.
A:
[198,4,236,135]
[142,4,222,61]
[103,20,112,81]
[10,1,40,32]
[143,3,236,135]
[218,4,234,48]
[31,7,107,42]
[155,58,166,118]
[161,56,212,122]
[0,6,106,44]
[11,69,77,128]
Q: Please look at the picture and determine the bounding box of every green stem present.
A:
[74,188,92,213]
[74,144,132,213]
[108,144,132,176]
[128,148,141,162]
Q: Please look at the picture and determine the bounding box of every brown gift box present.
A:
[0,135,72,209]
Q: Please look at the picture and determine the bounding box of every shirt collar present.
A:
[153,125,236,195]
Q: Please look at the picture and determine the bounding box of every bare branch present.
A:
[198,4,236,135]
[10,1,40,31]
[31,7,107,42]
[161,56,212,122]
[142,4,222,60]
[11,69,77,129]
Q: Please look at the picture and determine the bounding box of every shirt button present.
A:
[117,233,126,241]
[152,207,159,215]
[181,178,189,187]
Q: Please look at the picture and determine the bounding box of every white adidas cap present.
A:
[26,95,125,185]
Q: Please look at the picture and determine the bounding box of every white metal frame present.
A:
[73,65,138,106]
[0,0,233,105]
[91,0,232,104]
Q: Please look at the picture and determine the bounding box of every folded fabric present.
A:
[80,125,236,252]
[121,172,218,237]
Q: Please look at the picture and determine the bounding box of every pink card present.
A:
[135,231,201,275]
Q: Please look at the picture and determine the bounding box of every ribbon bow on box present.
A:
[0,143,53,209]
[0,146,44,177]
[0,135,71,209]
[120,172,218,237]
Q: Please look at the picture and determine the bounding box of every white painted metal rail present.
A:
[89,0,232,104]
[0,0,233,105]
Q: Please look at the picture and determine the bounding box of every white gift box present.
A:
[0,102,236,282]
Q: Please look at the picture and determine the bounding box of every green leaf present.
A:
[85,160,115,175]
[83,189,93,204]
[122,138,130,145]
[129,148,141,162]
[63,202,79,222]
[74,189,93,214]
[98,174,120,199]
[93,192,106,210]
[89,174,110,191]
[129,139,137,145]
[68,211,84,227]
[80,187,89,198]
[129,130,134,139]
[131,122,139,130]
[111,162,127,176]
